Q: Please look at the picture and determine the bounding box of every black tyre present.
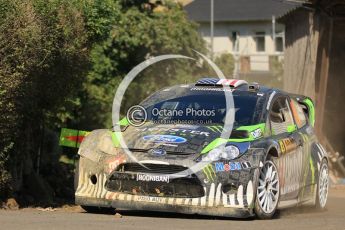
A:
[316,159,329,209]
[254,160,280,219]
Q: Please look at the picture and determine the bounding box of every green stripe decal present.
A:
[119,117,129,126]
[236,123,266,139]
[201,123,266,154]
[111,131,123,148]
[287,124,297,133]
[303,98,315,127]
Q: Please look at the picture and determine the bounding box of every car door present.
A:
[268,96,304,202]
[289,98,316,203]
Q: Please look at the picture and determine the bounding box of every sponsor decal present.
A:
[149,148,167,156]
[138,127,210,137]
[142,134,187,144]
[202,164,216,182]
[206,126,222,133]
[279,137,297,154]
[251,128,263,139]
[214,161,252,172]
[136,173,170,183]
[170,129,210,137]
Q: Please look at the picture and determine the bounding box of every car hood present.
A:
[120,122,246,154]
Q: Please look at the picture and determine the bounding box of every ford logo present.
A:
[142,135,187,144]
[150,148,167,156]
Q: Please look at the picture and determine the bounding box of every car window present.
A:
[269,97,295,135]
[290,99,307,128]
[142,92,260,127]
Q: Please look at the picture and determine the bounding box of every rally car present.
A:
[73,78,329,219]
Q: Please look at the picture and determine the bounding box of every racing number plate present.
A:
[136,196,165,203]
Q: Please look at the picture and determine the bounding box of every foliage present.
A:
[0,0,89,200]
[214,53,235,77]
[78,0,205,129]
[0,0,207,201]
[0,142,12,199]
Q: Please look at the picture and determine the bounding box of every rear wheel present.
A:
[254,160,280,219]
[316,159,329,209]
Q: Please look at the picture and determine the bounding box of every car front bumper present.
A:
[75,156,260,218]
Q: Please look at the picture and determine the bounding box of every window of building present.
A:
[255,32,266,52]
[275,36,284,52]
[275,37,283,52]
[230,31,239,52]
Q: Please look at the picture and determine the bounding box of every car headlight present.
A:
[201,145,240,162]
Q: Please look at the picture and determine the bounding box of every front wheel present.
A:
[316,159,329,209]
[254,160,280,219]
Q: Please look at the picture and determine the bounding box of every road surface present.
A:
[1,187,344,230]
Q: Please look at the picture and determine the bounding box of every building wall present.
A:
[282,9,319,101]
[322,20,345,156]
[198,21,285,72]
[282,7,345,159]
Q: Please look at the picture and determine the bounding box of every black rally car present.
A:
[75,78,328,219]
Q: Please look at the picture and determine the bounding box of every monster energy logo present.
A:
[203,164,216,182]
[206,126,222,133]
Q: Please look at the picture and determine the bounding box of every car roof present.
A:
[162,83,277,98]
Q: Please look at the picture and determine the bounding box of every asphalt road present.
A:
[1,187,345,230]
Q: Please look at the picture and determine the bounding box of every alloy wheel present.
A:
[257,161,280,214]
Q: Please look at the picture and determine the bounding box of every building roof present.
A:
[279,0,345,19]
[184,0,300,22]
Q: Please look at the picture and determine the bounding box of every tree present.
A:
[78,0,206,128]
[0,0,89,201]
[214,53,235,77]
[0,0,207,202]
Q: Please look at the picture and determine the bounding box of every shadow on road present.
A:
[86,209,256,221]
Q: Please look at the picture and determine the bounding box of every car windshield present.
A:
[140,89,259,127]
